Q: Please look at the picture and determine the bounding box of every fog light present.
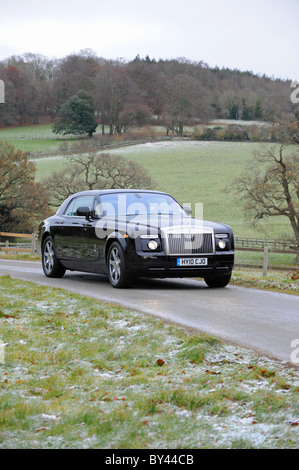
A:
[148,240,158,250]
[218,240,226,249]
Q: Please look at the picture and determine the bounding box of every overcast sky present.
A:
[0,0,298,80]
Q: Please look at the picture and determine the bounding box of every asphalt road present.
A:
[1,259,299,366]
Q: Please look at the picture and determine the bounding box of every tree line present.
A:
[0,51,298,246]
[0,50,297,136]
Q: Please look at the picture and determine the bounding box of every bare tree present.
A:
[164,74,214,137]
[232,121,299,259]
[0,142,50,232]
[94,64,150,135]
[45,151,155,207]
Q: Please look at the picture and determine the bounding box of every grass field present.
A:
[0,275,298,449]
[0,123,81,154]
[33,140,294,241]
[107,140,287,238]
[0,124,295,241]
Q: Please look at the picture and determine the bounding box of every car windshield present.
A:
[96,192,186,218]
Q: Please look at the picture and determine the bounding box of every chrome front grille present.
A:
[162,226,214,255]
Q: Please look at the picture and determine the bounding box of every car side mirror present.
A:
[76,206,91,219]
[183,205,192,216]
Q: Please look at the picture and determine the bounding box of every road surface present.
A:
[0,259,298,365]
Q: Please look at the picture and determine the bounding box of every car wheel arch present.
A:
[41,230,52,248]
[104,233,128,262]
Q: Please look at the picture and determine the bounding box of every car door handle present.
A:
[82,223,92,227]
[54,221,64,229]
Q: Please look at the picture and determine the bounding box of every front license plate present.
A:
[176,257,208,267]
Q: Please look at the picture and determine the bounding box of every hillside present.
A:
[0,53,297,133]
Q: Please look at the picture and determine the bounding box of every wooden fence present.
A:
[0,233,298,275]
[235,237,297,253]
[0,232,37,255]
[234,237,298,275]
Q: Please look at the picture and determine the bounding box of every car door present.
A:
[86,193,131,274]
[83,195,108,273]
[56,195,96,269]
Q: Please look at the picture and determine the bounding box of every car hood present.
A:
[95,214,232,239]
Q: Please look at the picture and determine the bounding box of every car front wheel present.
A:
[42,236,66,278]
[107,241,132,288]
[204,273,231,288]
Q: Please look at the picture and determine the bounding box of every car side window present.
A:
[95,195,119,217]
[65,196,95,217]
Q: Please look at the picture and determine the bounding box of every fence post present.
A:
[31,233,36,254]
[263,246,269,276]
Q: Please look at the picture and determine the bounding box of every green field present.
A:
[0,124,295,240]
[34,140,293,240]
[0,276,298,449]
[0,123,82,154]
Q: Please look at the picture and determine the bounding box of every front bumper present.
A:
[127,251,234,279]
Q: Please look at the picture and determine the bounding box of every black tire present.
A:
[204,273,231,288]
[42,236,66,278]
[107,241,132,288]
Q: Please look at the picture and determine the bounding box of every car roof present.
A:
[56,189,172,214]
[70,189,167,196]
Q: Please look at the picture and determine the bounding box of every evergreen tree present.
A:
[241,98,252,120]
[228,101,239,119]
[53,90,97,138]
[255,98,263,119]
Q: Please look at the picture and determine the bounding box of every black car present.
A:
[38,190,234,288]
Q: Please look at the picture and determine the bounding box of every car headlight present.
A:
[140,235,160,252]
[215,233,229,251]
[218,240,227,250]
[148,240,158,250]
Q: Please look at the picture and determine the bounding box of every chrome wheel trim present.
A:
[43,239,55,275]
[108,246,121,285]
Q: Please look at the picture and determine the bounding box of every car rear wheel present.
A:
[107,241,132,288]
[204,273,231,288]
[42,236,66,278]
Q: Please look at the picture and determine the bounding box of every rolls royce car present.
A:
[38,190,234,288]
